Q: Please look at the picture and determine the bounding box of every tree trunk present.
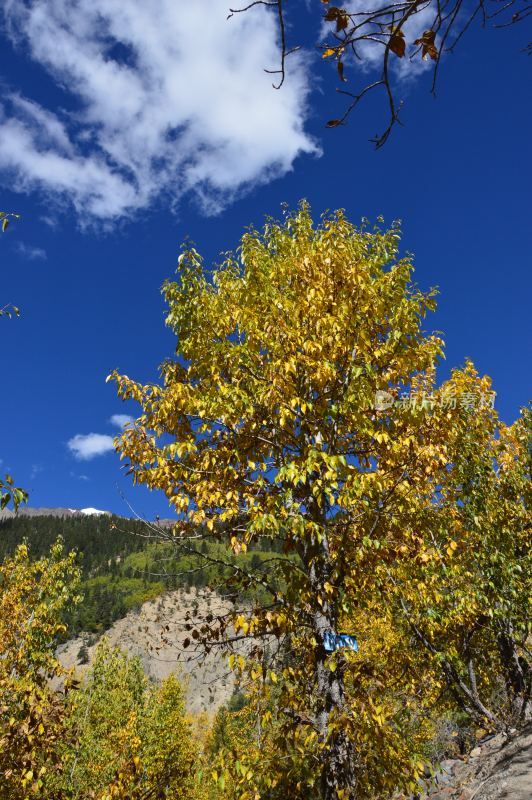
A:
[314,620,357,800]
[496,619,531,721]
[304,519,357,799]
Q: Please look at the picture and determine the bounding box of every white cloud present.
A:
[67,432,115,460]
[110,414,133,428]
[14,241,47,260]
[68,414,132,460]
[0,0,317,222]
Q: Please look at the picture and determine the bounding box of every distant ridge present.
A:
[0,506,177,526]
[0,506,111,520]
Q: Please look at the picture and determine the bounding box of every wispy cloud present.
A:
[110,414,133,428]
[0,0,317,223]
[30,463,43,479]
[70,471,90,481]
[67,433,115,460]
[14,241,47,260]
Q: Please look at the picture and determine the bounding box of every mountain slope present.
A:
[57,587,243,715]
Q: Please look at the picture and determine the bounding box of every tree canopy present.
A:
[110,203,531,798]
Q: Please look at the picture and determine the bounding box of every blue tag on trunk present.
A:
[323,631,358,652]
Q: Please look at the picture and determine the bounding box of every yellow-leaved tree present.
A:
[109,204,530,799]
[386,370,531,731]
[58,640,206,800]
[0,541,80,798]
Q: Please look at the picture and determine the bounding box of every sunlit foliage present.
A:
[110,203,530,799]
[59,639,205,800]
[0,541,80,798]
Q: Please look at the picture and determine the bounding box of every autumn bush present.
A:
[0,542,206,800]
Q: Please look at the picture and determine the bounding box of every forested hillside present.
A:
[0,513,279,636]
[0,512,148,569]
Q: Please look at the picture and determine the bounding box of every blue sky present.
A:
[1,1,530,519]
